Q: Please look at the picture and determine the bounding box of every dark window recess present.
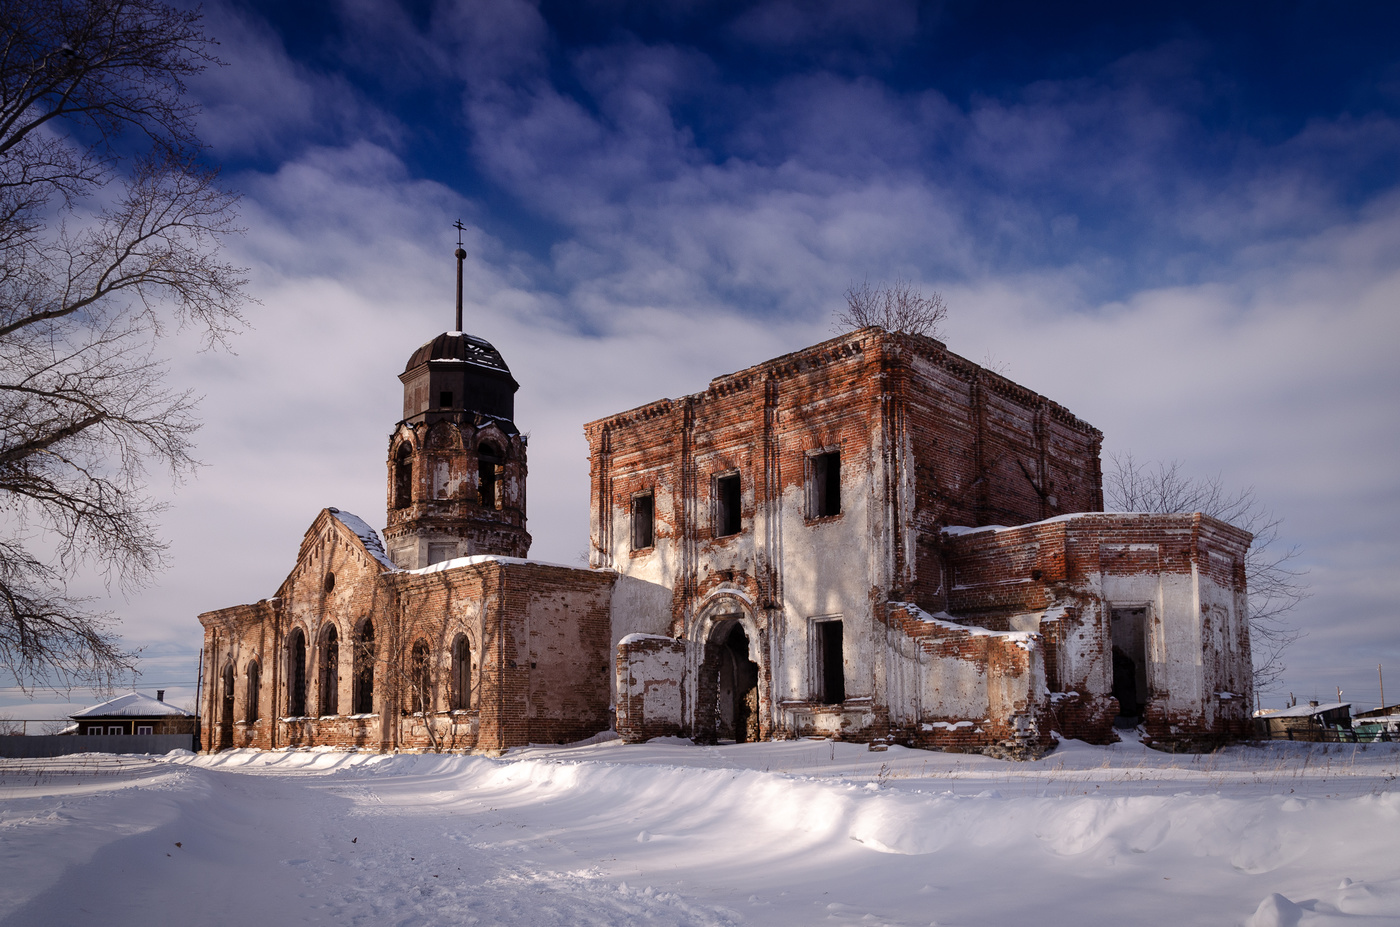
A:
[353,620,375,715]
[716,474,741,536]
[221,663,235,723]
[287,629,307,717]
[817,620,845,704]
[811,451,841,517]
[439,390,453,409]
[393,444,413,509]
[632,493,655,549]
[450,634,470,711]
[319,625,339,717]
[246,661,260,723]
[478,444,503,509]
[409,640,432,714]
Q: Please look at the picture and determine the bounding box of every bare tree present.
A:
[1104,453,1307,694]
[0,0,248,690]
[836,279,948,338]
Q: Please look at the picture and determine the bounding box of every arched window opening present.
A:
[318,624,339,717]
[217,662,236,751]
[450,634,471,711]
[478,442,503,510]
[394,443,414,509]
[221,663,235,723]
[246,661,261,723]
[408,640,432,714]
[353,619,375,715]
[287,628,307,717]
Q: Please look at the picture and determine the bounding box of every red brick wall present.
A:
[201,513,616,756]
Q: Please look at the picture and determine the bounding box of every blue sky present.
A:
[5,0,1398,722]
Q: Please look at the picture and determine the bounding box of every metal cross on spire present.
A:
[453,220,467,333]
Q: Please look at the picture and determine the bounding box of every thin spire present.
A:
[453,220,466,333]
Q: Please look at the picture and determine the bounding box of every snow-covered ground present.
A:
[1,735,1397,926]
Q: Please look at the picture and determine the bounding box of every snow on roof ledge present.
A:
[891,602,1038,650]
[327,508,398,570]
[942,511,1245,539]
[409,554,590,575]
[1253,702,1351,719]
[619,633,678,646]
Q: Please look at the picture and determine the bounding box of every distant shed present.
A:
[1352,706,1400,742]
[1253,701,1352,741]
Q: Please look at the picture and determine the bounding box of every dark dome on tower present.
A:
[398,330,519,430]
[403,331,513,376]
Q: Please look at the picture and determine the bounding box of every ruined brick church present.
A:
[199,274,1254,757]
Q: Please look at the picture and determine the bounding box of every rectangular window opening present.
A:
[439,390,453,409]
[715,473,741,537]
[810,451,841,518]
[136,725,153,735]
[631,492,655,550]
[816,619,845,705]
[107,725,123,736]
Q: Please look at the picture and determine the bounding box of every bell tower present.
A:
[382,231,531,569]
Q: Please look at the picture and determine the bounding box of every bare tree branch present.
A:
[0,0,248,690]
[835,278,948,339]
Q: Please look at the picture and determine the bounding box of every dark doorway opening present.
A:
[1110,606,1149,725]
[712,622,759,743]
[816,620,845,704]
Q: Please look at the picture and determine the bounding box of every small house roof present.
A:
[69,692,194,719]
[1252,701,1351,719]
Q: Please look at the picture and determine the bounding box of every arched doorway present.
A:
[700,620,760,744]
